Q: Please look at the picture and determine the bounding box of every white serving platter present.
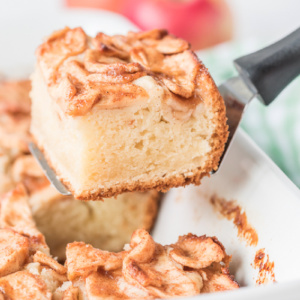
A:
[1,2,300,299]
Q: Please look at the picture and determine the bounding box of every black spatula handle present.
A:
[234,27,300,105]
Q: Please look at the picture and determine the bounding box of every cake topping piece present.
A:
[0,229,29,277]
[33,251,67,275]
[0,270,52,300]
[37,27,87,84]
[169,234,225,269]
[66,242,124,280]
[0,80,31,115]
[0,80,31,152]
[0,184,49,254]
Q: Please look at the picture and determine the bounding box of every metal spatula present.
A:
[215,27,300,171]
[30,27,300,196]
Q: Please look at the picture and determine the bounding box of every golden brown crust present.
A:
[75,164,202,200]
[66,229,238,298]
[32,128,225,201]
[34,118,225,200]
[33,137,210,199]
[198,65,229,172]
[76,170,209,200]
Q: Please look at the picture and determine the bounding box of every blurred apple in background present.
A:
[122,0,233,50]
[65,0,124,12]
[66,0,233,50]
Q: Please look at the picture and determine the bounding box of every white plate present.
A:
[1,3,300,299]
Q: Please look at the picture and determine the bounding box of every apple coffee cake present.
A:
[30,28,228,199]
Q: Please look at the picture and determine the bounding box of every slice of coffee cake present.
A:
[30,28,228,199]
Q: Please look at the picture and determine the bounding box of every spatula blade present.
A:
[214,76,257,172]
[29,142,72,196]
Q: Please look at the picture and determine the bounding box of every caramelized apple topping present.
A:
[199,265,240,292]
[11,155,49,193]
[0,270,52,300]
[66,229,238,299]
[0,80,31,115]
[61,285,79,300]
[0,229,29,277]
[67,242,124,280]
[0,184,49,254]
[37,27,87,84]
[0,80,31,152]
[33,251,67,275]
[169,234,225,269]
[37,28,201,116]
[0,185,72,299]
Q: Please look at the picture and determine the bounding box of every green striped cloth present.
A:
[197,40,300,187]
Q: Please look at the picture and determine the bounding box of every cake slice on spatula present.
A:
[30,28,228,199]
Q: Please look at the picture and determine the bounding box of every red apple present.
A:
[122,0,233,50]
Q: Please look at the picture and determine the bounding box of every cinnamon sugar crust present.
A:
[66,229,238,298]
[36,28,226,128]
[0,80,31,115]
[0,80,31,153]
[36,28,202,116]
[0,184,49,255]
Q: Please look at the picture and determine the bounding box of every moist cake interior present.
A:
[31,68,216,197]
[29,187,158,261]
